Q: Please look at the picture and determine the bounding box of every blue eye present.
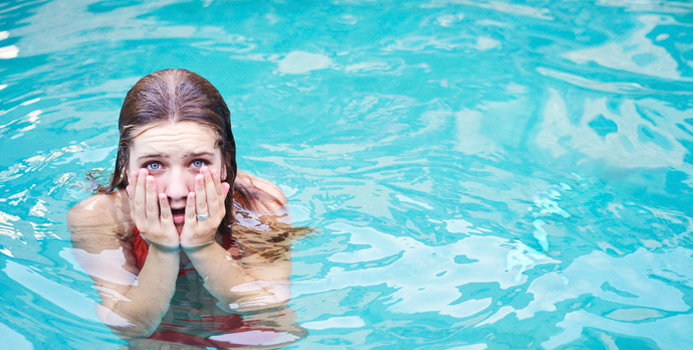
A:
[145,162,161,171]
[191,159,206,168]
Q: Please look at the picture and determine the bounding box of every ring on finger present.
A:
[197,214,209,221]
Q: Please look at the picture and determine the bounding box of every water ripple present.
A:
[1,0,691,348]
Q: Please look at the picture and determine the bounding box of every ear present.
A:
[221,166,227,181]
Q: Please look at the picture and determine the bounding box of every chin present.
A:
[176,225,183,234]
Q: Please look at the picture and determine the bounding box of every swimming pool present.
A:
[1,0,691,348]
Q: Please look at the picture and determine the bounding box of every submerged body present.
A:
[69,171,304,347]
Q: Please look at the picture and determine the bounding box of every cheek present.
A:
[149,176,166,193]
[211,160,225,179]
[126,160,137,177]
[186,176,196,190]
[153,176,166,190]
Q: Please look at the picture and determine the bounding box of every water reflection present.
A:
[294,222,559,318]
[564,15,686,80]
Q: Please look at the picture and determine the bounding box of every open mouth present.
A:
[171,208,186,224]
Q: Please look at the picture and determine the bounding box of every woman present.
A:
[69,69,305,348]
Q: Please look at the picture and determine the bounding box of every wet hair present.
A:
[105,68,236,236]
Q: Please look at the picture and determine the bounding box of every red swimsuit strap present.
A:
[131,227,149,271]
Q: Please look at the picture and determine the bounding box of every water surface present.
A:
[1,0,691,349]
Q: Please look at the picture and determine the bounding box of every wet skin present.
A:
[126,121,231,247]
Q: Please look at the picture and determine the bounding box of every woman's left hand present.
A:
[180,166,230,247]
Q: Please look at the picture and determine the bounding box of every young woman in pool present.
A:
[69,69,305,347]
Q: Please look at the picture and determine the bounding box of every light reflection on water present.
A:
[1,0,691,349]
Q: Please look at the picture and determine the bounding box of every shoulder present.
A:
[69,190,132,240]
[233,171,288,216]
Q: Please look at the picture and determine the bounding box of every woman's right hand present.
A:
[126,169,180,248]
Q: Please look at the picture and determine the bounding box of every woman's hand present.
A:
[126,169,180,248]
[180,166,230,247]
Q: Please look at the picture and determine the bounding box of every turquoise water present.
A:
[1,0,692,348]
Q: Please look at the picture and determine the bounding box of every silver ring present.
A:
[197,214,209,221]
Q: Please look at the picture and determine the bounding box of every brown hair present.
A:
[105,68,236,236]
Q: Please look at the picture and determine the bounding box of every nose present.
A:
[165,168,190,203]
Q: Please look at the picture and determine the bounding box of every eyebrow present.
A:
[184,152,215,158]
[136,152,215,161]
[137,153,168,161]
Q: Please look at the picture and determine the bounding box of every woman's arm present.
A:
[185,243,291,312]
[69,191,180,337]
[182,169,293,311]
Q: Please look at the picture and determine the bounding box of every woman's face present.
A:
[127,121,225,228]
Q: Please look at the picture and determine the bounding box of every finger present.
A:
[126,184,135,220]
[221,182,230,200]
[145,175,158,221]
[134,169,148,221]
[126,184,133,206]
[126,172,136,220]
[195,172,208,216]
[126,173,132,195]
[219,182,230,217]
[126,171,137,199]
[158,193,174,226]
[203,167,219,205]
[211,168,223,197]
[185,191,197,224]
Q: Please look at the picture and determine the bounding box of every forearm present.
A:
[103,246,180,337]
[185,242,284,311]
